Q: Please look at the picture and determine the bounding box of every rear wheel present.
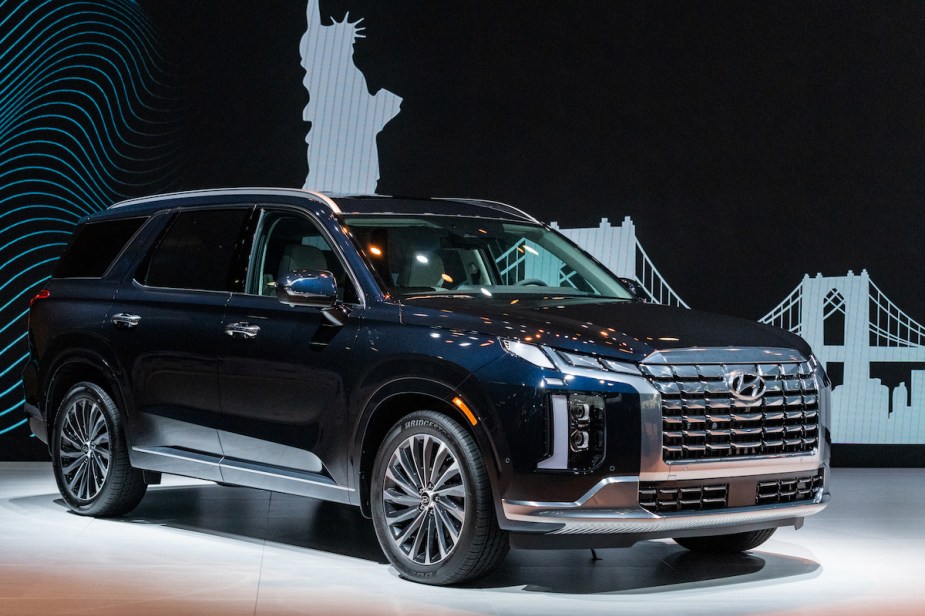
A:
[51,382,146,516]
[370,411,508,585]
[673,528,777,553]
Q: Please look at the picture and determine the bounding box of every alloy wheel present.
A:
[381,433,467,565]
[57,396,111,501]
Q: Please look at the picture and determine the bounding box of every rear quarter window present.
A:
[54,217,148,278]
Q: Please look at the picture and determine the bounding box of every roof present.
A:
[99,188,538,223]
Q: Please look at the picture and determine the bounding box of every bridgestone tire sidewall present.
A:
[371,413,486,585]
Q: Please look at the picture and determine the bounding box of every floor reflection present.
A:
[107,483,819,594]
[117,483,388,563]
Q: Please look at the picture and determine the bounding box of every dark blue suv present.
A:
[24,188,830,584]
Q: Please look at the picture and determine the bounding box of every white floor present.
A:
[0,463,923,615]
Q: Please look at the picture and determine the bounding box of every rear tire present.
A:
[51,381,146,516]
[673,528,776,553]
[370,411,509,585]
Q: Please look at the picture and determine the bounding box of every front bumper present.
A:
[502,468,829,548]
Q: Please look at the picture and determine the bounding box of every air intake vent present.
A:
[639,483,728,513]
[756,470,824,505]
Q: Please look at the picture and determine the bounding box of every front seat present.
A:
[278,244,327,278]
[398,250,445,288]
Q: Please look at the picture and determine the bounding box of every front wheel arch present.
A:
[355,379,503,519]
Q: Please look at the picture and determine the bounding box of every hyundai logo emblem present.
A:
[727,371,767,401]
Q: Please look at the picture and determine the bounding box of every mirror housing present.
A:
[276,270,337,308]
[276,269,349,326]
[618,277,648,302]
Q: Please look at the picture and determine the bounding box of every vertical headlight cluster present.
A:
[567,394,605,469]
[538,393,606,471]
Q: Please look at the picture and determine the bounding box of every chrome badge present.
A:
[727,371,767,401]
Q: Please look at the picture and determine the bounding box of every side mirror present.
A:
[276,269,337,308]
[618,277,648,302]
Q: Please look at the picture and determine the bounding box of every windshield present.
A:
[343,215,633,300]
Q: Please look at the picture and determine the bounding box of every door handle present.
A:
[225,322,260,339]
[111,313,141,329]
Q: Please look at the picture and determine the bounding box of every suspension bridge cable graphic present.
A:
[0,0,182,444]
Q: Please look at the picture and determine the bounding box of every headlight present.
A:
[501,339,641,377]
[501,339,555,369]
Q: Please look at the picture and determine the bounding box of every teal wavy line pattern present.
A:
[0,0,182,450]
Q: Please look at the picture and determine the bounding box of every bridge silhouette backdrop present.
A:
[557,218,925,446]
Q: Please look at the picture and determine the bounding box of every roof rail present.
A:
[435,197,540,224]
[108,187,341,213]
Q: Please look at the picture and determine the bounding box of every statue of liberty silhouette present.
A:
[300,0,402,193]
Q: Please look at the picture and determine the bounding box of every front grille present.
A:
[756,470,824,505]
[639,482,728,513]
[639,358,820,463]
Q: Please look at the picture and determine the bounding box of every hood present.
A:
[399,295,812,362]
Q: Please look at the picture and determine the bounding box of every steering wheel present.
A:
[515,278,546,286]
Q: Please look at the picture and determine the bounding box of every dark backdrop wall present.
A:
[1,1,922,461]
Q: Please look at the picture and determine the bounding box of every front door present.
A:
[217,207,360,494]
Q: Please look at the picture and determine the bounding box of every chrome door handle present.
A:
[224,322,260,339]
[111,313,141,329]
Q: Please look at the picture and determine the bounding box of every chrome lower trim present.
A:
[549,499,828,535]
[133,446,354,492]
[133,446,221,467]
[503,494,829,535]
[222,458,353,492]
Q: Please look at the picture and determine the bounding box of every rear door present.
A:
[107,206,254,480]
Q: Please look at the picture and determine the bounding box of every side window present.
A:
[54,217,147,278]
[248,210,359,303]
[139,208,250,292]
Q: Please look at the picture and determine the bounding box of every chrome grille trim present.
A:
[639,350,820,463]
[639,483,728,513]
[756,470,825,505]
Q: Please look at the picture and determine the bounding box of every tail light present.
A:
[30,290,51,307]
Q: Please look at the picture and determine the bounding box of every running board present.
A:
[132,446,353,503]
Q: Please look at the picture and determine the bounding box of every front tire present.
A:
[370,411,508,585]
[51,381,146,516]
[673,528,777,554]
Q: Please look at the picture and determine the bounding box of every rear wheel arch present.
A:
[43,350,128,452]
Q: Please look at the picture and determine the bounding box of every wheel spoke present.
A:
[396,445,421,491]
[396,508,427,550]
[434,483,465,499]
[410,436,428,490]
[60,432,82,451]
[423,514,435,564]
[90,456,107,492]
[439,495,466,523]
[383,487,420,507]
[78,462,90,499]
[89,408,106,442]
[386,506,420,525]
[429,442,449,486]
[385,466,418,498]
[77,400,90,441]
[62,456,84,474]
[432,461,460,492]
[432,505,452,559]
